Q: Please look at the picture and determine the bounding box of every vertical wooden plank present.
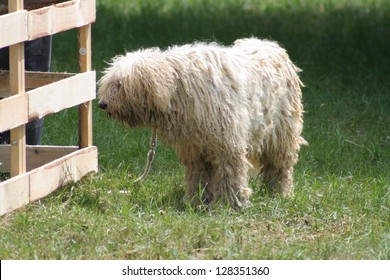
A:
[8,0,26,177]
[78,24,93,148]
[8,0,23,14]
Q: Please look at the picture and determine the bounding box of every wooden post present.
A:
[8,0,26,177]
[78,24,93,148]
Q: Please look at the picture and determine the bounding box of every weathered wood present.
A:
[0,174,30,216]
[10,125,26,176]
[0,10,28,48]
[28,71,96,120]
[78,24,93,148]
[28,0,96,40]
[78,24,92,72]
[29,146,98,201]
[0,0,98,216]
[0,94,28,133]
[0,146,98,216]
[0,72,94,132]
[0,145,78,172]
[0,0,96,47]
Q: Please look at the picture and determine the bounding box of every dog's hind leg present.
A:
[261,109,304,197]
[261,140,299,197]
[262,162,295,197]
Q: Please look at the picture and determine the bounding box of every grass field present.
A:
[1,0,389,259]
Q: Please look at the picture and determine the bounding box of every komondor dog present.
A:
[98,37,306,208]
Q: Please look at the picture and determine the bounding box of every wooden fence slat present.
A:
[0,94,28,133]
[0,174,30,216]
[0,71,96,131]
[0,0,96,47]
[28,71,96,120]
[29,146,98,201]
[0,146,98,216]
[0,11,28,48]
[28,0,96,40]
[0,72,95,132]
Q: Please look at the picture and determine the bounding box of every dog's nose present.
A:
[98,102,107,110]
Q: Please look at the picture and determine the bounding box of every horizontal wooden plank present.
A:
[0,71,95,145]
[0,94,28,133]
[0,70,75,97]
[28,70,96,119]
[2,86,94,131]
[0,146,98,216]
[28,0,96,40]
[0,0,96,47]
[0,145,78,172]
[0,174,30,216]
[30,145,98,201]
[0,10,28,48]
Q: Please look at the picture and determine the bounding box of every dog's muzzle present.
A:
[98,101,108,110]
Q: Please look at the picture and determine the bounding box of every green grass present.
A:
[1,0,390,259]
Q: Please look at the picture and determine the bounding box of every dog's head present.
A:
[98,48,175,128]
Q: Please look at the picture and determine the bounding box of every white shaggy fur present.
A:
[98,37,306,208]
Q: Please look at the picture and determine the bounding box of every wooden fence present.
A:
[0,0,98,215]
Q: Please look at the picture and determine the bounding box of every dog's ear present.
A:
[136,61,175,113]
[142,76,173,113]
